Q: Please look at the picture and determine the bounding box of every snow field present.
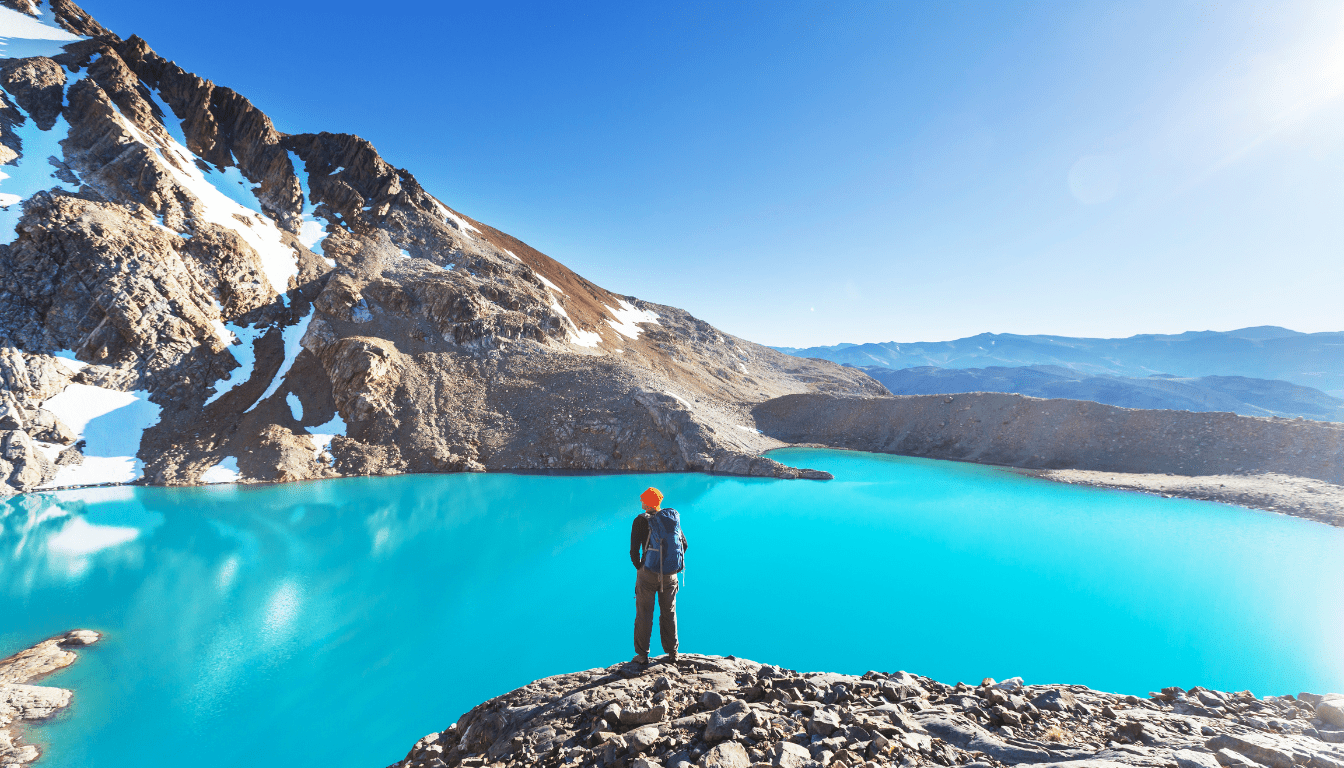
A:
[204,323,265,406]
[200,456,240,484]
[0,1,83,59]
[38,382,162,488]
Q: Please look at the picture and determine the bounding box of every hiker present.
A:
[631,487,688,664]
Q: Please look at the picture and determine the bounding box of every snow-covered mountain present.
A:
[0,0,884,494]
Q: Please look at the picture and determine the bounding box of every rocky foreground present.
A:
[387,654,1344,768]
[0,629,100,766]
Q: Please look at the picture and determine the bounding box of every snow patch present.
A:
[549,297,601,348]
[537,273,564,294]
[307,411,346,461]
[288,150,332,258]
[398,248,411,259]
[0,112,79,245]
[39,383,161,488]
[51,349,87,373]
[248,306,314,410]
[605,299,660,340]
[0,3,84,60]
[200,456,240,484]
[503,249,521,261]
[107,102,298,300]
[431,198,479,236]
[286,392,303,422]
[205,323,265,406]
[735,425,761,434]
[663,390,692,409]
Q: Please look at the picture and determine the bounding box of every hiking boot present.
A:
[632,653,649,664]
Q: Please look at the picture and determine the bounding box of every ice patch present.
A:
[0,3,84,60]
[39,383,161,487]
[200,456,240,484]
[286,392,303,421]
[431,198,479,236]
[249,307,314,410]
[107,102,297,300]
[47,517,139,555]
[205,323,265,406]
[605,299,660,340]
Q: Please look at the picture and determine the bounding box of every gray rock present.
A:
[633,758,664,768]
[1032,689,1078,713]
[771,741,813,768]
[620,704,669,726]
[918,715,1051,764]
[704,700,755,743]
[1205,733,1296,768]
[628,726,662,754]
[701,741,751,768]
[1215,749,1265,768]
[701,690,728,710]
[1318,700,1344,728]
[807,710,840,737]
[1175,749,1224,768]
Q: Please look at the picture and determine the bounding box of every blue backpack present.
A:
[642,508,685,575]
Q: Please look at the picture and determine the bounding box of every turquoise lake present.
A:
[2,448,1342,767]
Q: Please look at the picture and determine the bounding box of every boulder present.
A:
[771,741,813,768]
[619,704,669,726]
[1215,749,1265,768]
[1175,749,1224,768]
[1032,689,1078,713]
[807,710,840,737]
[1206,735,1295,768]
[1318,699,1344,728]
[704,700,754,743]
[700,741,750,768]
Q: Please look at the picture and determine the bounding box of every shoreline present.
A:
[0,629,101,767]
[1023,468,1344,528]
[15,446,1344,530]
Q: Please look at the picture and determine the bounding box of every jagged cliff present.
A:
[0,0,885,495]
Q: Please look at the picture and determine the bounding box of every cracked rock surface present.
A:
[386,655,1344,768]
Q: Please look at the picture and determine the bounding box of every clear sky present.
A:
[79,0,1344,347]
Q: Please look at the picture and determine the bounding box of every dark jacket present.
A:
[630,511,688,570]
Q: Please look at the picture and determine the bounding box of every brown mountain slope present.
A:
[0,0,886,494]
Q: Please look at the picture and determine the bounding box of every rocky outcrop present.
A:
[0,1,882,494]
[0,629,101,766]
[386,655,1344,768]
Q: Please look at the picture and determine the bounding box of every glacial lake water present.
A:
[2,448,1342,767]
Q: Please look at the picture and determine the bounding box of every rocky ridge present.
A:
[0,0,884,496]
[0,628,100,766]
[387,655,1344,768]
[751,393,1344,526]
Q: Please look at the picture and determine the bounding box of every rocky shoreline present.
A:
[1025,470,1344,528]
[0,629,100,766]
[386,654,1344,768]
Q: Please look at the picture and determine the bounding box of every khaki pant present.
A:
[634,567,679,656]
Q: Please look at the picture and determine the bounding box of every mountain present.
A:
[860,365,1344,422]
[0,0,886,495]
[775,327,1344,397]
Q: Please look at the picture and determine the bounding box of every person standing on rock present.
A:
[631,487,687,664]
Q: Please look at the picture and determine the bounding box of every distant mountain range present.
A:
[857,365,1344,422]
[775,327,1344,397]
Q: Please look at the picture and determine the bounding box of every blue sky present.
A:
[80,0,1344,346]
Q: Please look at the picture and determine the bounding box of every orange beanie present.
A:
[640,487,663,510]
